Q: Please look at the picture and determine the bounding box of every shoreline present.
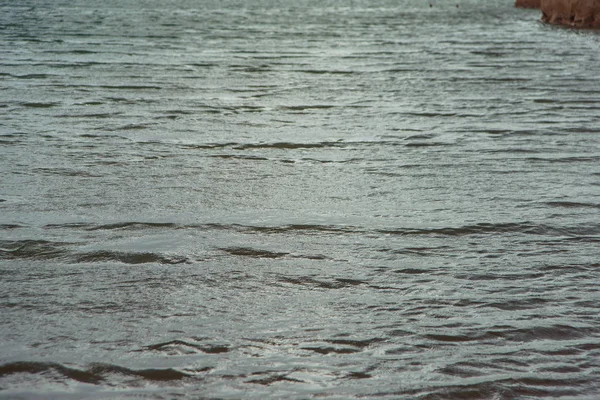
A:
[542,0,600,28]
[517,0,600,29]
[516,0,541,8]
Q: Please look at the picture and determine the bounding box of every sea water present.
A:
[1,0,600,398]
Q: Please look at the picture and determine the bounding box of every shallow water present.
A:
[1,0,600,398]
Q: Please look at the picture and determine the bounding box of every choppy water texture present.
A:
[1,0,600,398]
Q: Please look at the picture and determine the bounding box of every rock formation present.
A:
[540,0,600,28]
[516,0,541,8]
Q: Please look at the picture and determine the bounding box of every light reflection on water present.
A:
[1,0,600,398]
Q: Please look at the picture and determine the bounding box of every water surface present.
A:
[1,0,600,398]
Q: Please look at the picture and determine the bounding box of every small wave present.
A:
[0,239,188,264]
[233,141,341,150]
[292,253,330,260]
[455,272,545,282]
[325,338,384,348]
[433,380,571,398]
[0,361,193,384]
[31,167,101,177]
[246,374,304,385]
[437,362,489,378]
[59,112,121,119]
[98,85,163,90]
[84,222,181,231]
[187,62,217,68]
[541,263,600,272]
[423,325,596,345]
[0,361,103,384]
[210,154,269,161]
[19,102,59,108]
[228,65,272,73]
[0,240,71,261]
[294,69,356,75]
[362,374,589,398]
[180,142,238,150]
[404,133,436,140]
[526,156,600,164]
[278,105,337,112]
[179,140,440,152]
[378,222,599,237]
[545,201,600,209]
[422,333,496,343]
[10,73,55,79]
[392,268,430,274]
[137,340,229,355]
[43,222,95,230]
[78,133,126,139]
[404,142,450,147]
[43,221,351,235]
[220,104,266,113]
[346,371,372,379]
[300,346,359,355]
[75,250,188,265]
[35,221,600,242]
[45,221,264,234]
[277,275,368,290]
[562,126,600,134]
[221,247,288,259]
[107,122,156,131]
[0,224,22,229]
[405,111,458,118]
[242,224,357,235]
[501,325,596,342]
[382,246,438,256]
[42,49,100,55]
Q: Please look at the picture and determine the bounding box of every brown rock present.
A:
[516,0,541,8]
[541,0,600,28]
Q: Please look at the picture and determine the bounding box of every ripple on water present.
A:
[1,0,600,398]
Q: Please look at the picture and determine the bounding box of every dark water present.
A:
[1,0,600,398]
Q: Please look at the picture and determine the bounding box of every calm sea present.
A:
[1,0,600,398]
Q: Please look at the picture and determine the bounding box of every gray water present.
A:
[1,0,600,398]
